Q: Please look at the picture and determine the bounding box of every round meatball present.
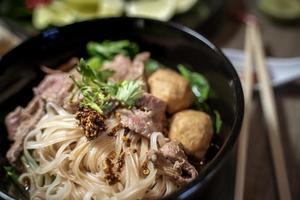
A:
[148,68,193,113]
[169,110,213,159]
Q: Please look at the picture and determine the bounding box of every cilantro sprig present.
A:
[71,59,144,114]
[116,80,144,107]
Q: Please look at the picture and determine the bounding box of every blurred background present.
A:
[0,0,300,199]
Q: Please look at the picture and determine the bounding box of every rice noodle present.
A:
[21,102,176,199]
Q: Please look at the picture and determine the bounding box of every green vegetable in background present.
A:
[178,64,222,134]
[87,40,139,60]
[258,0,300,21]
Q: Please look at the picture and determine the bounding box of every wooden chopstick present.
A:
[234,20,256,200]
[251,22,292,200]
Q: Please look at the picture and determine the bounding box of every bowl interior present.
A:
[0,17,243,199]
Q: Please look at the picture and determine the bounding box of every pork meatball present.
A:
[148,68,193,113]
[169,110,213,159]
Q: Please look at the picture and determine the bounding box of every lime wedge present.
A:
[33,2,75,29]
[258,0,300,20]
[175,0,197,14]
[125,0,176,21]
[97,0,124,17]
[64,0,99,14]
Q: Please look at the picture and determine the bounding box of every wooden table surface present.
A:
[196,0,300,199]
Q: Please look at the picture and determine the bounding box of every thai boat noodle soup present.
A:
[4,40,222,200]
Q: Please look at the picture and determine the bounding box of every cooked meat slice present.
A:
[159,140,187,160]
[136,93,166,112]
[133,52,150,64]
[103,52,150,83]
[117,109,155,138]
[5,59,79,166]
[117,93,166,137]
[6,96,45,166]
[147,141,198,186]
[132,52,150,76]
[57,57,79,72]
[103,55,131,83]
[33,72,74,106]
[5,107,23,141]
[41,57,79,74]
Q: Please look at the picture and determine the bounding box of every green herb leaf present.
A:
[87,40,139,60]
[71,59,115,114]
[76,84,108,114]
[214,110,223,134]
[4,166,19,183]
[87,56,103,70]
[4,165,28,198]
[178,64,210,102]
[116,80,144,107]
[72,58,144,114]
[76,58,114,85]
[145,58,160,75]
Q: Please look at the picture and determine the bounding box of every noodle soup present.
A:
[4,40,223,200]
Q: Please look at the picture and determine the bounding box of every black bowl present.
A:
[0,17,244,199]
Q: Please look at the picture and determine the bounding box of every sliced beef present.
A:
[160,140,187,160]
[117,109,155,138]
[147,141,198,186]
[6,68,78,166]
[5,107,23,141]
[103,52,150,83]
[117,93,166,138]
[41,57,79,74]
[6,96,45,166]
[136,93,166,113]
[33,72,74,105]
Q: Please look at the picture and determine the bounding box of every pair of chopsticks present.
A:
[234,17,291,200]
